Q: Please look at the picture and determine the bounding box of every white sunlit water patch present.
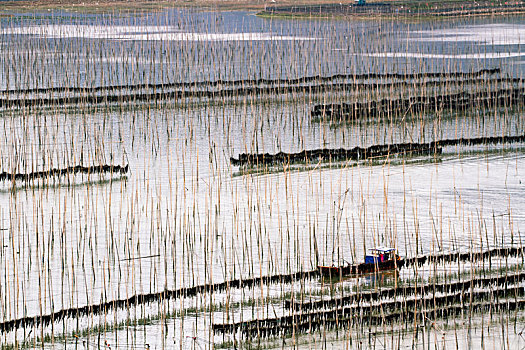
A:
[1,24,317,41]
[2,24,174,37]
[411,23,525,46]
[360,52,525,59]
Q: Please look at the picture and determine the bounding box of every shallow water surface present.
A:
[0,9,523,349]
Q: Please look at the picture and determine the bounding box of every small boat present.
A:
[318,247,401,278]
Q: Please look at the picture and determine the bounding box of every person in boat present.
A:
[365,247,397,264]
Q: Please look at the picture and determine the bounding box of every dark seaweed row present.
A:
[217,298,525,337]
[0,76,514,109]
[1,244,522,333]
[231,143,438,166]
[311,87,525,119]
[230,134,525,166]
[324,245,525,285]
[403,245,525,267]
[0,68,500,96]
[213,286,525,336]
[288,270,525,311]
[0,270,319,333]
[0,164,129,182]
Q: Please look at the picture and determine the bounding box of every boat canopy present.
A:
[370,247,396,254]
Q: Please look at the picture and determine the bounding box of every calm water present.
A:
[1,11,525,89]
[0,9,523,349]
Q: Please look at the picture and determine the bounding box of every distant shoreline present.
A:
[1,0,336,14]
[1,0,524,18]
[258,1,525,20]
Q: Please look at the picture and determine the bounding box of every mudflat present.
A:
[2,0,523,17]
[0,0,340,12]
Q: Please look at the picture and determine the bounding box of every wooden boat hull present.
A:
[318,259,403,278]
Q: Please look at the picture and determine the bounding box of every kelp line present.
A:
[0,164,129,182]
[230,134,525,166]
[1,68,500,96]
[1,245,523,333]
[0,70,508,109]
[213,289,525,336]
[288,270,525,311]
[311,87,525,119]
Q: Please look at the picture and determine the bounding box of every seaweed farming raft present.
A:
[311,87,525,120]
[213,287,525,337]
[0,269,319,333]
[230,134,525,166]
[2,245,523,334]
[0,69,504,109]
[213,247,525,338]
[231,142,438,166]
[0,164,129,185]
